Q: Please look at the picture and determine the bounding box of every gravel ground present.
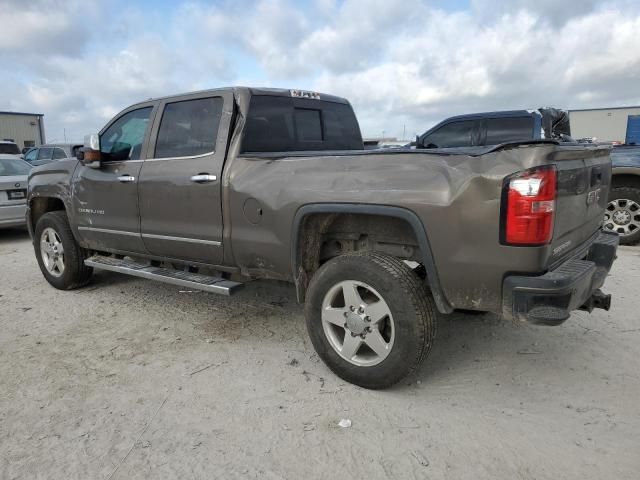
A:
[1,228,639,480]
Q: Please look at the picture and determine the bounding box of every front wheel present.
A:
[305,252,436,389]
[34,211,93,290]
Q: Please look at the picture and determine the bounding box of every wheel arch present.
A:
[28,196,68,237]
[291,203,453,313]
[611,171,640,190]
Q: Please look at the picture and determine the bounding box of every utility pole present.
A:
[63,128,67,143]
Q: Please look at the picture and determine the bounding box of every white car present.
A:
[0,155,31,228]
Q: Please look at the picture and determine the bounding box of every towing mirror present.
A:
[79,133,101,168]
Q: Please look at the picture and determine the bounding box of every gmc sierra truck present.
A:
[27,87,618,389]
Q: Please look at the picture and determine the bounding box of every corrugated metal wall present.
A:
[569,107,640,143]
[0,113,45,149]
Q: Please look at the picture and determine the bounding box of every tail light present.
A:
[502,166,557,245]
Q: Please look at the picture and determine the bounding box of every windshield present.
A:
[0,158,32,176]
[0,143,21,155]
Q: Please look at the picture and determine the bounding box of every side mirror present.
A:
[80,133,101,168]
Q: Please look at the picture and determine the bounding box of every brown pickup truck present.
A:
[27,87,618,389]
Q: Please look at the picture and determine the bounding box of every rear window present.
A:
[0,158,31,176]
[241,95,362,153]
[0,143,20,155]
[486,117,534,145]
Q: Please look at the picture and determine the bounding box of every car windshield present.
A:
[0,158,31,176]
[0,143,21,155]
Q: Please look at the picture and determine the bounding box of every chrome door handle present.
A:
[190,174,217,183]
[117,175,136,183]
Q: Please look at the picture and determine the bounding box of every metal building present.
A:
[569,106,640,144]
[0,111,46,150]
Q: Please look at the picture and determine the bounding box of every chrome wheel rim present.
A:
[604,198,640,237]
[321,280,395,367]
[40,227,65,277]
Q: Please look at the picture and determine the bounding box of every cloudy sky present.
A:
[2,0,640,142]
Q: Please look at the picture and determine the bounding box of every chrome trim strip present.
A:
[100,159,144,165]
[141,232,222,246]
[144,151,215,162]
[77,226,140,237]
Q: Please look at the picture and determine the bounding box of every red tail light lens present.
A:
[503,166,557,245]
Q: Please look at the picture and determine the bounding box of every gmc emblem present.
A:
[586,188,601,205]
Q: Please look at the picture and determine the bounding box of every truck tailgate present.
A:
[548,146,612,264]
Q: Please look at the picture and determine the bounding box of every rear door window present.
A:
[37,147,53,160]
[52,148,67,160]
[154,97,223,159]
[485,117,534,145]
[422,121,475,148]
[242,95,362,152]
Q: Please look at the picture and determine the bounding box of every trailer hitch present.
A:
[579,289,612,313]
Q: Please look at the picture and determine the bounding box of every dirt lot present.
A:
[0,228,639,480]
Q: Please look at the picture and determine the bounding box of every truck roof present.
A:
[128,87,351,109]
[437,110,537,122]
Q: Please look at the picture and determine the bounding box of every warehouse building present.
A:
[569,106,640,144]
[0,111,46,151]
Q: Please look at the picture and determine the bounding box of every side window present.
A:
[24,148,38,162]
[100,107,153,162]
[37,147,53,160]
[423,121,475,148]
[485,117,534,145]
[52,148,67,160]
[155,97,223,159]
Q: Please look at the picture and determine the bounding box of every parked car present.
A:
[607,145,640,244]
[415,108,571,149]
[0,155,31,228]
[23,143,82,166]
[0,140,23,157]
[27,87,617,389]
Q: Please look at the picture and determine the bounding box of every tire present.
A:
[34,211,93,290]
[305,252,436,389]
[604,187,640,245]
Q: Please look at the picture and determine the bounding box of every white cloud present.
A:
[1,0,639,142]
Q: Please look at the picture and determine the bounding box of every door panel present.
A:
[73,104,156,253]
[138,92,232,264]
[72,161,145,252]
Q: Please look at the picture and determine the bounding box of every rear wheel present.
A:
[305,252,436,389]
[34,211,93,289]
[604,187,640,245]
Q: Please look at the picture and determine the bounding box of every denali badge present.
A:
[586,188,601,205]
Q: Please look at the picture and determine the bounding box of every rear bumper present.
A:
[502,231,619,325]
[0,204,27,229]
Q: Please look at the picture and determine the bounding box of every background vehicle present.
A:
[0,155,31,228]
[415,108,570,149]
[417,109,639,244]
[607,145,640,244]
[23,143,82,166]
[27,88,617,389]
[0,141,23,157]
